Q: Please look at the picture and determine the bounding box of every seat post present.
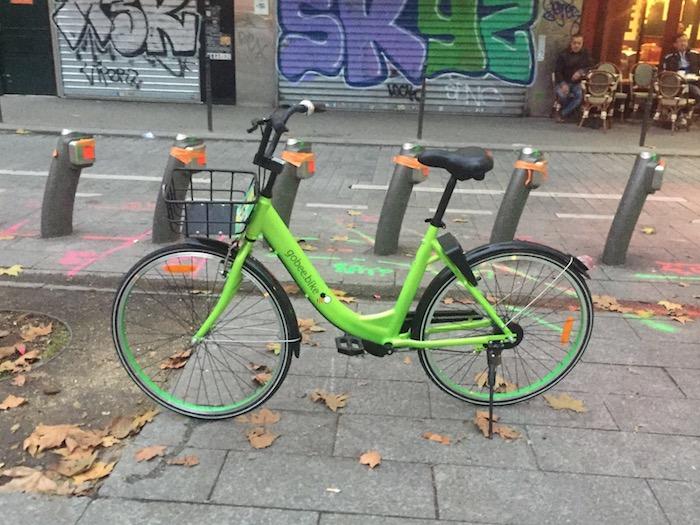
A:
[430,176,458,227]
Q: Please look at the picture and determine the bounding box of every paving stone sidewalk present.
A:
[3,293,698,524]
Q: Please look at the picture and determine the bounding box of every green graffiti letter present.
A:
[418,0,485,76]
[479,0,536,84]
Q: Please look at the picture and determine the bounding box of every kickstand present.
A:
[486,344,502,439]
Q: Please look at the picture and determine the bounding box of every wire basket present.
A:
[163,168,259,238]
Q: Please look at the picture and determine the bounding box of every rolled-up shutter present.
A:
[277,0,534,115]
[53,0,202,101]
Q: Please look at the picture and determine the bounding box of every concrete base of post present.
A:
[40,131,95,238]
[152,135,206,244]
[490,147,545,244]
[374,143,427,256]
[602,151,661,265]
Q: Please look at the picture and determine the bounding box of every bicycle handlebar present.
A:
[251,100,327,165]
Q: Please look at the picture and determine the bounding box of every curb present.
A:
[2,123,698,157]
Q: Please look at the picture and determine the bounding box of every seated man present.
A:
[663,33,700,112]
[554,34,594,123]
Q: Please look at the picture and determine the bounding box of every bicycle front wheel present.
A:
[414,244,594,406]
[112,242,298,419]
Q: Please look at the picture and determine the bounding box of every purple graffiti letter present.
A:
[338,0,425,86]
[278,0,343,82]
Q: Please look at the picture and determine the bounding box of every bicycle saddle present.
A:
[418,147,493,181]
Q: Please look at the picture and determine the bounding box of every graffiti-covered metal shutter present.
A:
[277,0,536,115]
[52,0,202,101]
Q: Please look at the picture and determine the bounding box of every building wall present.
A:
[234,0,277,107]
[527,0,586,116]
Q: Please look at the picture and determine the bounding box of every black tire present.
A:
[413,242,594,406]
[111,240,300,419]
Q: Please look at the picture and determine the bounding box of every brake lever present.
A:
[247,118,264,134]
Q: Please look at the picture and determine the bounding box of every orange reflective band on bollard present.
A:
[170,146,207,166]
[68,138,96,167]
[514,159,548,188]
[393,155,429,177]
[281,150,316,174]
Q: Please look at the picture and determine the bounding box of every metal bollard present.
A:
[374,143,429,256]
[602,151,664,265]
[40,130,96,238]
[152,135,207,244]
[272,139,315,227]
[490,147,548,244]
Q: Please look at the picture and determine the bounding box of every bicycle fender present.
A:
[183,238,303,358]
[464,240,591,279]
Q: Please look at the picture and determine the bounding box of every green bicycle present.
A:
[112,101,594,431]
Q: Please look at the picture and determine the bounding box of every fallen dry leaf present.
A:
[330,235,349,242]
[658,300,683,313]
[347,210,362,216]
[326,487,341,493]
[10,423,20,433]
[452,218,468,223]
[635,309,654,319]
[167,455,199,467]
[543,393,588,413]
[331,289,356,304]
[299,241,318,252]
[0,394,26,411]
[592,295,633,314]
[52,451,97,477]
[20,323,53,343]
[671,314,693,325]
[359,450,381,469]
[372,293,381,300]
[160,349,192,370]
[473,411,521,440]
[403,356,412,365]
[474,371,518,393]
[310,389,349,412]
[299,318,326,333]
[266,342,281,355]
[641,226,656,235]
[252,372,272,385]
[107,408,159,440]
[72,461,115,485]
[282,284,299,294]
[0,467,58,494]
[422,432,451,445]
[134,445,167,462]
[0,265,23,277]
[0,329,10,338]
[0,345,18,360]
[246,427,279,449]
[11,374,26,387]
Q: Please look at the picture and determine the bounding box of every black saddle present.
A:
[418,147,493,181]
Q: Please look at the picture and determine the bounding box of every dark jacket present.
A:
[555,48,594,84]
[663,50,700,75]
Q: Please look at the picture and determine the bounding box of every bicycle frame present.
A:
[192,196,515,350]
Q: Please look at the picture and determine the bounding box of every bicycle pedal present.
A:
[335,335,365,356]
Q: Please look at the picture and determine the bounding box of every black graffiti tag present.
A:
[80,60,143,89]
[543,0,581,29]
[53,0,200,62]
[387,83,422,102]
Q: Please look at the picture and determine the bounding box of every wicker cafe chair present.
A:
[654,71,694,132]
[597,62,628,121]
[579,70,616,130]
[630,63,656,114]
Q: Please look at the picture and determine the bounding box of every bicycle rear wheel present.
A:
[112,241,299,419]
[414,244,593,406]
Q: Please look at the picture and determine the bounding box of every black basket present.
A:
[163,168,259,238]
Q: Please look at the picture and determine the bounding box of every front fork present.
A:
[191,240,252,344]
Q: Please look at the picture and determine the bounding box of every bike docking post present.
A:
[272,138,315,227]
[40,130,96,238]
[374,143,429,256]
[489,147,548,244]
[152,135,207,244]
[602,151,665,265]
